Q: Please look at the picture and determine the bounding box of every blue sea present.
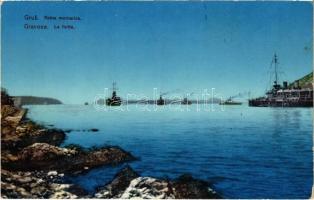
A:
[25,104,313,198]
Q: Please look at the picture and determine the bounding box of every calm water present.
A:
[25,104,313,198]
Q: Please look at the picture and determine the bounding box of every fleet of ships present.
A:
[103,54,313,107]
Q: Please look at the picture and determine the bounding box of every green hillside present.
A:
[290,72,313,88]
[12,96,62,106]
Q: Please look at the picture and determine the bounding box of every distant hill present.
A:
[289,72,313,89]
[12,96,62,106]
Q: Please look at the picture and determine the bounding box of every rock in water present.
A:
[96,167,222,199]
[95,165,139,198]
[172,174,221,199]
[4,143,135,173]
[47,171,58,176]
[120,177,175,199]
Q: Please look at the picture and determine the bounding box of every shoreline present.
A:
[1,91,222,199]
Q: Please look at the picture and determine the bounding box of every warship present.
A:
[182,97,192,105]
[157,95,165,105]
[106,82,122,106]
[182,93,192,105]
[249,54,313,107]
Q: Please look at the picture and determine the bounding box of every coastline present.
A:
[1,91,221,199]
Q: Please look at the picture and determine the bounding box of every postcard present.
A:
[1,1,313,199]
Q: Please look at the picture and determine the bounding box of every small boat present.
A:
[106,82,122,106]
[219,98,242,105]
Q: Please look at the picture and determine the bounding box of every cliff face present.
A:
[12,96,62,107]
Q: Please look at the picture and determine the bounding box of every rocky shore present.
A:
[1,90,222,199]
[95,166,221,199]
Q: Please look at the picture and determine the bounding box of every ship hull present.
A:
[157,100,165,105]
[219,102,242,105]
[106,99,121,106]
[249,99,313,107]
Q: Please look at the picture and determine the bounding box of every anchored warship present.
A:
[106,82,122,106]
[182,97,192,105]
[157,95,165,105]
[182,93,192,105]
[249,54,313,107]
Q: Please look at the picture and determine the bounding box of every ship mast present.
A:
[112,82,118,92]
[111,82,118,97]
[272,53,280,90]
[274,54,278,85]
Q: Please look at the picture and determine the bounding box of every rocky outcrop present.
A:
[1,105,20,119]
[1,89,14,106]
[2,111,66,151]
[95,166,139,198]
[1,90,64,151]
[1,91,137,198]
[3,143,135,173]
[120,177,175,199]
[95,167,222,199]
[1,169,87,199]
[172,174,221,199]
[1,124,65,151]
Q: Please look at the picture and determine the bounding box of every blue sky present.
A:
[2,2,312,104]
